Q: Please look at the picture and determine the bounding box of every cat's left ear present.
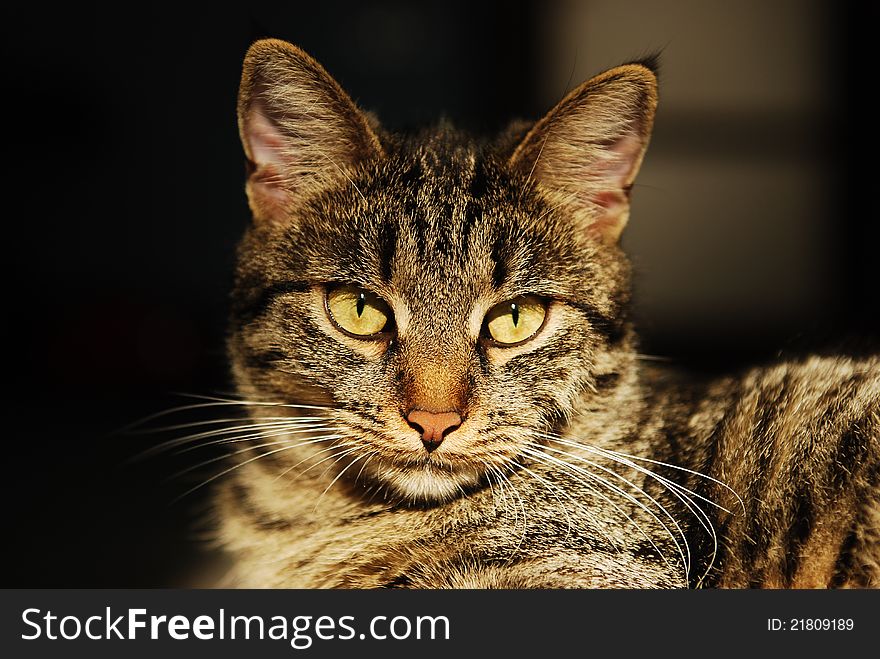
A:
[509,61,658,243]
[237,39,384,225]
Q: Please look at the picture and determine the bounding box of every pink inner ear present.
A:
[591,133,644,188]
[586,190,629,240]
[243,104,291,209]
[245,105,288,170]
[583,134,644,241]
[587,145,635,209]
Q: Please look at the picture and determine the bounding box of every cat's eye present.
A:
[326,285,393,338]
[484,295,547,346]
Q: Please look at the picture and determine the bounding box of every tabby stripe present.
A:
[413,214,428,258]
[233,280,311,321]
[243,348,287,371]
[569,301,626,344]
[460,203,477,259]
[782,489,814,586]
[230,483,293,531]
[378,219,398,282]
[490,236,508,288]
[693,400,737,586]
[740,389,781,582]
[461,162,488,258]
[593,371,620,391]
[380,574,414,588]
[829,529,860,587]
[787,412,876,586]
[435,223,451,256]
[831,416,871,488]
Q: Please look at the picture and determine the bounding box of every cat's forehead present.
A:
[278,136,591,308]
[361,143,581,297]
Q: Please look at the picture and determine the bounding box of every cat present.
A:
[210,38,879,588]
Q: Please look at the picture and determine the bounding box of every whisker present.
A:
[536,432,743,584]
[535,438,715,580]
[353,450,379,485]
[540,436,726,534]
[511,458,621,552]
[121,393,336,432]
[520,445,663,557]
[172,393,335,412]
[316,445,362,481]
[542,434,742,514]
[490,463,528,563]
[601,446,745,515]
[173,425,338,455]
[273,440,358,483]
[477,460,499,515]
[525,442,691,573]
[314,449,369,512]
[135,421,333,459]
[486,463,516,526]
[634,353,673,363]
[520,444,686,579]
[124,415,316,435]
[587,445,719,583]
[510,459,574,539]
[170,434,343,480]
[171,440,342,503]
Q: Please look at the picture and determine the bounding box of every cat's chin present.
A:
[364,459,484,504]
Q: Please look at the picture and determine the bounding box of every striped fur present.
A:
[211,40,879,588]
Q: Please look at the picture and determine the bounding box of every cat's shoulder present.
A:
[641,353,880,437]
[738,353,880,406]
[643,353,879,398]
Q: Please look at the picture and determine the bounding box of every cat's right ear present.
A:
[509,61,658,244]
[237,39,384,225]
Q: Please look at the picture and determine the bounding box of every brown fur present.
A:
[208,40,879,589]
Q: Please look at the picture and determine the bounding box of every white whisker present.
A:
[120,395,335,433]
[601,445,745,515]
[170,434,343,480]
[272,440,357,483]
[520,444,686,579]
[512,458,622,552]
[510,459,573,538]
[137,421,333,459]
[535,431,744,585]
[125,415,316,435]
[528,442,691,572]
[543,434,741,514]
[489,463,528,563]
[174,425,338,454]
[314,449,370,512]
[172,439,341,503]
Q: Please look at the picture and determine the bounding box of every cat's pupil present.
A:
[356,293,366,317]
[510,302,519,327]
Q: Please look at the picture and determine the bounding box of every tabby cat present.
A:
[213,39,879,588]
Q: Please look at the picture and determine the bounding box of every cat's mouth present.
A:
[324,411,519,503]
[358,454,485,503]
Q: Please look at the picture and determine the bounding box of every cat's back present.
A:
[651,354,880,587]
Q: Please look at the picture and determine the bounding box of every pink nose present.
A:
[406,410,462,451]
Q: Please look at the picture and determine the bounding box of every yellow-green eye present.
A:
[485,295,547,345]
[326,285,392,337]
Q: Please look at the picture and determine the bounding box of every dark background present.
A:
[2,2,876,586]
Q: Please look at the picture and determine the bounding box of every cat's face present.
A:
[229,40,657,503]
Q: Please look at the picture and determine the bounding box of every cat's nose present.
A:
[406,410,462,452]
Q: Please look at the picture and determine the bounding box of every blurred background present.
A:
[2,1,876,586]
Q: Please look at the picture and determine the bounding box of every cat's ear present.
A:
[509,61,658,243]
[237,39,383,224]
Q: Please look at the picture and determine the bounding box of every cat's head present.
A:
[229,39,657,503]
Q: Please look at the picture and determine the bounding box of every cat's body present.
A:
[217,353,880,588]
[212,39,879,588]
